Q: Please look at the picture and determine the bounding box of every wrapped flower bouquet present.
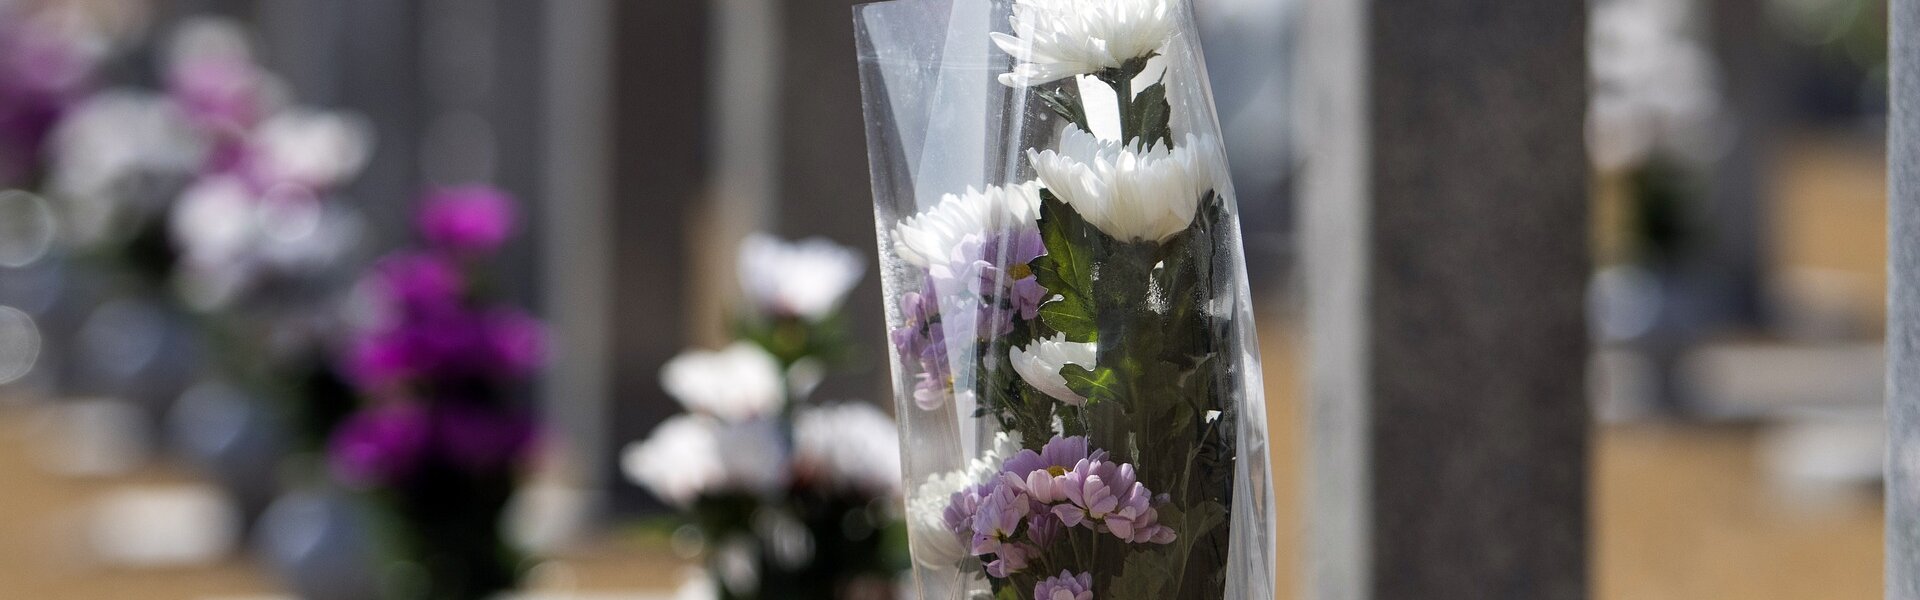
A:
[855,0,1274,598]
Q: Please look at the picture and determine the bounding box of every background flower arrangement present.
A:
[328,185,546,600]
[859,0,1274,598]
[624,233,908,600]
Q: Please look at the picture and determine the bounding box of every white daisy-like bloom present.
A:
[169,176,256,269]
[892,181,1042,268]
[1030,126,1219,243]
[251,108,375,190]
[661,342,787,422]
[737,233,866,321]
[621,415,789,509]
[1009,334,1099,406]
[904,429,1024,567]
[989,0,1175,87]
[1587,0,1721,170]
[906,468,973,567]
[792,402,901,494]
[47,91,207,244]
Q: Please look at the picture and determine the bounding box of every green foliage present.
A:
[1060,364,1121,404]
[1036,85,1090,133]
[1128,80,1172,149]
[1030,192,1101,342]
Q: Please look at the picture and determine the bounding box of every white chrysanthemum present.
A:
[661,342,787,422]
[969,430,1024,481]
[904,429,1023,567]
[989,0,1175,87]
[892,181,1042,268]
[48,91,207,243]
[1009,334,1099,406]
[1587,0,1721,170]
[251,108,374,190]
[621,415,788,509]
[169,176,255,268]
[737,233,866,321]
[1030,126,1218,243]
[906,468,973,568]
[792,402,901,494]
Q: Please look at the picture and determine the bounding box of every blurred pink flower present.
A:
[418,185,516,254]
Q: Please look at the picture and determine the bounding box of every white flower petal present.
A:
[891,181,1042,268]
[792,402,900,493]
[737,233,865,320]
[1009,334,1098,406]
[1029,126,1219,243]
[660,342,786,421]
[993,0,1175,88]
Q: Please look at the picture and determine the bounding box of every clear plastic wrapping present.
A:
[856,1,1275,598]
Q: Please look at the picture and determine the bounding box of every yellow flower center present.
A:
[1009,263,1033,280]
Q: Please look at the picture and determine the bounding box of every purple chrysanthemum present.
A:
[1050,458,1177,545]
[984,541,1037,579]
[1034,570,1094,600]
[1025,513,1064,548]
[943,483,988,546]
[373,252,466,316]
[329,404,431,487]
[970,481,1031,556]
[435,405,538,473]
[418,185,516,254]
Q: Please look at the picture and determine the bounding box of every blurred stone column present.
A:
[1887,0,1920,594]
[775,0,887,400]
[602,0,710,511]
[1703,0,1781,329]
[1300,0,1590,598]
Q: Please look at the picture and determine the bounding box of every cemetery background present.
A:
[0,0,1895,598]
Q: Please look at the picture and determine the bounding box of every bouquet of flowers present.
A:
[624,234,907,600]
[855,1,1274,598]
[328,185,544,600]
[43,16,373,305]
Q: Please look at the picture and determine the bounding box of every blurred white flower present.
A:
[48,91,206,243]
[661,342,787,422]
[622,415,789,509]
[1030,126,1218,243]
[1587,0,1722,170]
[892,181,1042,268]
[1009,334,1098,406]
[673,571,718,600]
[737,233,866,321]
[792,402,901,493]
[250,108,373,190]
[164,16,254,69]
[169,176,255,268]
[990,0,1175,87]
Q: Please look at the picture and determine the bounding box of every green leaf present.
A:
[1129,80,1172,148]
[1106,547,1178,600]
[1036,86,1089,132]
[1030,192,1101,342]
[995,583,1023,600]
[1060,364,1121,404]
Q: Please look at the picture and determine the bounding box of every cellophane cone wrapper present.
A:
[856,0,1275,598]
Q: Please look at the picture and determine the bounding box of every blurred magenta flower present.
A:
[167,53,266,135]
[418,185,516,254]
[435,405,537,474]
[373,252,466,316]
[329,404,431,487]
[0,13,100,184]
[481,309,545,379]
